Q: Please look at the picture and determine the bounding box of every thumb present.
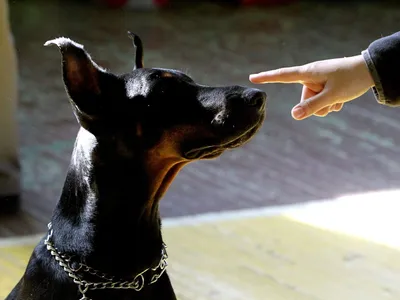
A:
[291,89,334,120]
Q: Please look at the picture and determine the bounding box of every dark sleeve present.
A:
[362,31,400,107]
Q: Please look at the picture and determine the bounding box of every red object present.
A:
[102,0,169,9]
[241,0,297,5]
[153,0,169,6]
[103,0,128,8]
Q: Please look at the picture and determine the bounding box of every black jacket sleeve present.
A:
[362,31,400,107]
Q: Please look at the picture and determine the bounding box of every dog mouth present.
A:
[183,112,265,160]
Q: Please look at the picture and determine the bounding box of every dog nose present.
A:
[244,89,267,108]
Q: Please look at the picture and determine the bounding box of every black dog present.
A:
[6,32,266,300]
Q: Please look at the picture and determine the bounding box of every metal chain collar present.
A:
[44,222,168,300]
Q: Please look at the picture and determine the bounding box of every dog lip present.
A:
[223,110,265,147]
[224,120,261,149]
[183,113,265,159]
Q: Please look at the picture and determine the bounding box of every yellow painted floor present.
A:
[1,191,400,299]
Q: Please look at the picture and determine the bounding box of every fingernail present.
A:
[249,74,256,80]
[292,106,305,119]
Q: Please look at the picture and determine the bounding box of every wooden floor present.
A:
[2,193,400,299]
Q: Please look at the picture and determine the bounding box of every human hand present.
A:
[249,55,375,120]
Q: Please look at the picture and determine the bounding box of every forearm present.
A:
[362,31,400,107]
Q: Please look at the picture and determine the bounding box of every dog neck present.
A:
[50,127,186,277]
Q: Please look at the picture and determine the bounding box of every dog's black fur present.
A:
[6,32,266,300]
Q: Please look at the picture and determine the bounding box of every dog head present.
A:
[45,32,266,162]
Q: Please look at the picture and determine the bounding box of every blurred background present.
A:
[1,0,400,299]
[2,0,400,235]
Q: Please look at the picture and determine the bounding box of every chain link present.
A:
[44,223,168,300]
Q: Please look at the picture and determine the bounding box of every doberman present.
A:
[6,32,266,300]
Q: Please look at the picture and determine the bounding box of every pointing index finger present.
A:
[249,66,309,84]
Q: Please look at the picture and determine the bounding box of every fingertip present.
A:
[249,73,263,83]
[291,106,306,120]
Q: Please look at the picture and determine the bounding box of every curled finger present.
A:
[313,106,330,117]
[333,103,343,111]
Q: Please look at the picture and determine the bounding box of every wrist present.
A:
[352,54,375,89]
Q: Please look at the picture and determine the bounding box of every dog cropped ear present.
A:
[44,37,119,120]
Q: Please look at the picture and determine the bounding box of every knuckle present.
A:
[313,107,329,116]
[302,99,312,114]
[277,66,301,78]
[300,63,316,75]
[275,68,285,76]
[276,67,290,77]
[315,111,329,117]
[303,99,323,115]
